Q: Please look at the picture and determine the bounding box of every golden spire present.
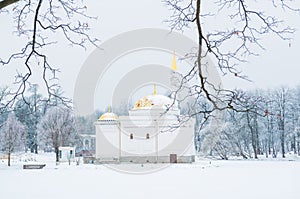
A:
[108,106,111,113]
[171,52,178,71]
[153,84,157,95]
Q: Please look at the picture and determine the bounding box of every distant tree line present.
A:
[199,86,300,160]
[1,83,300,165]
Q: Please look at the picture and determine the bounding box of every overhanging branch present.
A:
[0,0,19,10]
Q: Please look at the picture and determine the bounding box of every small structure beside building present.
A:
[59,146,75,162]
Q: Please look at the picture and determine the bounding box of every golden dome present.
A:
[133,94,174,110]
[98,107,118,121]
[132,85,178,110]
[98,112,118,121]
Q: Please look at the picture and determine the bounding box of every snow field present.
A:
[0,153,299,199]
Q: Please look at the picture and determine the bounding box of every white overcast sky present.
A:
[1,0,300,110]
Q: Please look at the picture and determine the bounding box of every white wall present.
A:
[95,116,195,162]
[59,147,75,162]
[95,121,119,160]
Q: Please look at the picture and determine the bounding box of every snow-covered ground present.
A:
[0,152,300,199]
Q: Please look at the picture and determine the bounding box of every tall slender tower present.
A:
[170,53,182,94]
[169,53,194,115]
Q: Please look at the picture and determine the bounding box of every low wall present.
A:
[87,155,195,164]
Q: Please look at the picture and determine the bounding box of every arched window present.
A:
[146,133,150,139]
[130,133,133,139]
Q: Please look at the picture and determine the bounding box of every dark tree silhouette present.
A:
[0,0,98,107]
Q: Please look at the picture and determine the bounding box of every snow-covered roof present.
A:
[58,146,75,150]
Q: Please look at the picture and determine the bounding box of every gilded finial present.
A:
[153,84,157,95]
[171,52,178,71]
[108,106,111,113]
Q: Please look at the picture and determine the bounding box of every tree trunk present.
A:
[254,117,260,155]
[267,115,271,156]
[247,112,258,159]
[281,138,285,158]
[55,147,59,162]
[280,122,285,158]
[297,131,300,156]
[252,137,258,159]
[240,151,248,159]
[272,145,277,158]
[35,143,38,154]
[0,0,20,10]
[297,140,300,156]
[8,152,11,166]
[270,117,274,156]
[293,135,296,154]
[265,141,268,158]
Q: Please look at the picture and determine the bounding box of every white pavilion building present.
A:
[95,85,195,163]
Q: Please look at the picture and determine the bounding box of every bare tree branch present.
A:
[163,0,299,140]
[0,0,99,107]
[0,0,19,10]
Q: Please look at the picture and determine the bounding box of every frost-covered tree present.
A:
[14,84,44,153]
[260,90,278,158]
[293,86,300,155]
[38,105,77,162]
[201,122,243,160]
[74,112,98,150]
[244,98,261,159]
[0,112,24,166]
[75,114,97,135]
[197,86,300,160]
[112,101,129,116]
[273,87,291,158]
[227,110,252,159]
[0,87,9,129]
[0,87,8,110]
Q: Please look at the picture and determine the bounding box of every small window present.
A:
[146,133,150,139]
[59,150,62,158]
[70,150,73,156]
[130,133,133,139]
